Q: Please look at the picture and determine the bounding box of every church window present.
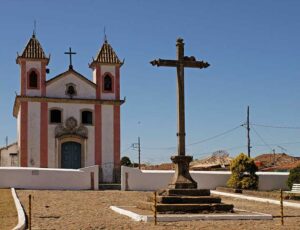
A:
[50,109,62,123]
[104,75,112,92]
[81,111,93,125]
[29,71,38,88]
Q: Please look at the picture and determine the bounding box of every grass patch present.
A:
[0,189,18,230]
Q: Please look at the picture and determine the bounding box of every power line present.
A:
[187,125,242,146]
[193,145,247,158]
[121,146,132,155]
[142,146,176,150]
[252,141,300,147]
[251,123,300,130]
[251,126,273,152]
[141,124,243,150]
[128,122,300,155]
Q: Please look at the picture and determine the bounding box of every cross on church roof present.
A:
[64,47,77,70]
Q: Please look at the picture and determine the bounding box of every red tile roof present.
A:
[93,39,122,65]
[17,34,49,63]
[261,160,300,171]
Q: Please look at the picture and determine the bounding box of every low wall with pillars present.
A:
[121,166,289,191]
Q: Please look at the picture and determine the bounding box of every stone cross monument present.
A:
[150,38,209,189]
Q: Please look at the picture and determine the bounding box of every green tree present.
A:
[121,156,132,167]
[287,164,300,190]
[227,153,258,189]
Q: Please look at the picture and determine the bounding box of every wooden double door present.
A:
[61,141,81,169]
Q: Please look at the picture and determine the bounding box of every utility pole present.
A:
[247,106,251,158]
[273,149,276,166]
[138,137,141,170]
[132,137,141,169]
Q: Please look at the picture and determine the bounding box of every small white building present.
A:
[11,33,124,182]
[0,142,18,167]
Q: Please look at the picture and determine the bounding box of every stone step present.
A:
[165,189,210,196]
[147,195,221,204]
[137,201,234,213]
[99,184,121,190]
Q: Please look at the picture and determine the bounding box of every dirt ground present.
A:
[0,189,18,230]
[17,190,300,230]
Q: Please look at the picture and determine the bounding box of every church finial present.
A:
[32,20,37,38]
[104,26,108,43]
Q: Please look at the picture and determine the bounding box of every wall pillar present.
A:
[40,102,48,167]
[20,102,28,166]
[95,104,102,166]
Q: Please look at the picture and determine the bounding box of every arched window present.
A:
[29,71,38,88]
[104,75,112,92]
[81,111,93,125]
[50,109,62,123]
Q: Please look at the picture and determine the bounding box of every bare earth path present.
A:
[0,189,18,230]
[17,190,300,230]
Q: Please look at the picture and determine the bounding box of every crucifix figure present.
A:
[64,47,77,70]
[150,38,209,189]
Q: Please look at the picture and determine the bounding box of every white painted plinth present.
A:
[110,206,273,222]
[11,188,26,230]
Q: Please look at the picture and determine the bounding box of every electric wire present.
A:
[193,145,247,158]
[142,124,243,150]
[126,122,300,160]
[187,125,242,146]
[251,125,273,152]
[252,141,300,147]
[251,123,300,130]
[121,146,132,154]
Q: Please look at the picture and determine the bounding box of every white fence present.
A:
[0,165,99,190]
[121,166,289,191]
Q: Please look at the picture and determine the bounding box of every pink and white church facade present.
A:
[13,33,124,182]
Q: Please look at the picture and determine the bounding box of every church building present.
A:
[12,33,124,182]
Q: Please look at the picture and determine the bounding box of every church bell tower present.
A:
[89,38,123,182]
[16,33,49,167]
[16,33,49,97]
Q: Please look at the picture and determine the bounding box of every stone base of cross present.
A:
[169,155,197,189]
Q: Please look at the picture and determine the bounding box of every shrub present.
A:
[227,153,258,189]
[287,164,300,190]
[121,156,132,167]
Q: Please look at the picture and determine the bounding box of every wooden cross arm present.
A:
[150,59,210,69]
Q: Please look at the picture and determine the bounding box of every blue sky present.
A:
[1,1,300,163]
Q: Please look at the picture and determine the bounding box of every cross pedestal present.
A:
[169,155,197,189]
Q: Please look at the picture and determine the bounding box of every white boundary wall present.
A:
[121,166,289,191]
[0,165,99,190]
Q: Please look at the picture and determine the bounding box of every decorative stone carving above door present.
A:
[55,117,88,138]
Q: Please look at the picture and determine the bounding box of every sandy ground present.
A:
[17,190,300,230]
[0,189,18,230]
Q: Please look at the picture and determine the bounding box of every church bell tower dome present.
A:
[16,33,50,97]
